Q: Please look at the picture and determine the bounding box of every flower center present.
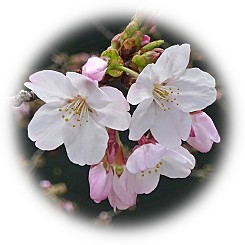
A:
[58,97,92,128]
[141,162,163,177]
[153,84,180,111]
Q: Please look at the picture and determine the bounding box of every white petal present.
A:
[129,98,155,141]
[94,86,131,130]
[170,68,217,112]
[134,169,160,194]
[127,64,155,105]
[66,72,111,109]
[63,117,108,165]
[160,146,195,178]
[154,44,190,82]
[66,72,98,88]
[151,103,191,147]
[25,70,78,103]
[100,86,129,111]
[28,101,65,150]
[126,143,164,174]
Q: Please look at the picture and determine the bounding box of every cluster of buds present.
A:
[101,13,164,88]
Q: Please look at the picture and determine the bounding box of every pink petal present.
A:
[108,189,130,212]
[187,111,220,152]
[112,169,137,207]
[89,163,113,203]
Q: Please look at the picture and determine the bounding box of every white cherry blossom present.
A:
[127,44,217,147]
[25,70,131,166]
[126,143,195,194]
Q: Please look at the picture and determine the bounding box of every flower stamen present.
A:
[59,97,92,127]
[153,84,180,111]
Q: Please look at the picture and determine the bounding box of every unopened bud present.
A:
[111,33,121,50]
[141,35,151,46]
[120,21,139,44]
[139,40,164,54]
[132,48,163,72]
[130,30,144,47]
[146,48,163,62]
[120,38,137,60]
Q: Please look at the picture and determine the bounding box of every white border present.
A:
[1,0,244,244]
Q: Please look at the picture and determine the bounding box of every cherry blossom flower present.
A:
[126,143,195,194]
[25,70,130,165]
[127,44,217,148]
[187,111,220,152]
[89,146,136,211]
[82,56,108,81]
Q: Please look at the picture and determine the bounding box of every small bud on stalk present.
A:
[132,48,163,72]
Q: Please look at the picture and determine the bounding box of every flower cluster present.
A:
[25,15,220,211]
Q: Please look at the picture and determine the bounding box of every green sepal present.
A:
[101,48,124,77]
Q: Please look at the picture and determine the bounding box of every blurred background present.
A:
[13,16,226,226]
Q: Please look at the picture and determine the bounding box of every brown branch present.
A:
[9,89,37,107]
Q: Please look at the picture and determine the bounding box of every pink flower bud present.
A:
[40,180,52,189]
[82,56,108,81]
[141,35,150,46]
[187,111,220,152]
[111,33,121,49]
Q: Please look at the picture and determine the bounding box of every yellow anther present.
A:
[148,170,151,174]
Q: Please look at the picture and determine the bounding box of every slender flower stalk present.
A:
[113,65,139,78]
